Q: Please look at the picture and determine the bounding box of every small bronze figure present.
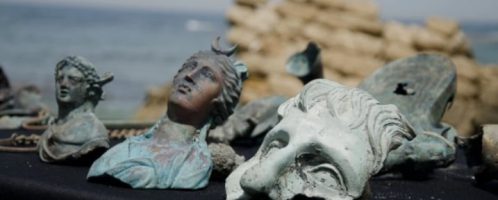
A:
[38,56,113,163]
[286,42,323,85]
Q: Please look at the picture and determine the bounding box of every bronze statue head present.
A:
[167,38,246,129]
[55,56,112,109]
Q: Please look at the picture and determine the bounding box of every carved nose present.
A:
[59,77,70,87]
[184,72,194,83]
[240,148,294,195]
[240,164,275,195]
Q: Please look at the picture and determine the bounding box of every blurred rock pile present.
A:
[136,0,498,137]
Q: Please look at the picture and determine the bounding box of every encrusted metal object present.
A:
[359,54,457,139]
[286,42,323,85]
[359,54,457,174]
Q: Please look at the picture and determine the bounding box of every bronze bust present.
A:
[88,38,247,189]
[38,56,113,163]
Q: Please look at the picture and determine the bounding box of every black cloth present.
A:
[0,130,497,200]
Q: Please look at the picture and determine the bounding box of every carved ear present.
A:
[87,83,103,100]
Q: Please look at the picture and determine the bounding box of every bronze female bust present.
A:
[88,38,247,189]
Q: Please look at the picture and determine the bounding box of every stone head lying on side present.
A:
[226,79,414,200]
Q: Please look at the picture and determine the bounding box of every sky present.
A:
[1,0,498,22]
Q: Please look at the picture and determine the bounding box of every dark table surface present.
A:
[1,130,498,200]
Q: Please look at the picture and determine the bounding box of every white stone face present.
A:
[226,79,411,200]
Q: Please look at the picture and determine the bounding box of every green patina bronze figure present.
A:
[38,56,113,163]
[286,41,323,85]
[87,38,247,189]
[359,54,457,174]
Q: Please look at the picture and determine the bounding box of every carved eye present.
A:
[179,62,197,73]
[69,76,83,84]
[56,75,64,83]
[200,67,216,81]
[308,163,347,192]
[262,130,289,157]
[268,139,285,150]
[262,139,285,159]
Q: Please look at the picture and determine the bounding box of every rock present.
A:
[322,50,384,77]
[227,27,261,52]
[238,53,285,74]
[447,31,472,56]
[426,17,459,37]
[258,36,286,55]
[313,0,378,19]
[443,98,476,137]
[276,1,319,21]
[235,0,267,8]
[303,23,332,45]
[209,143,245,177]
[338,76,362,87]
[267,73,303,97]
[478,79,498,107]
[456,78,478,98]
[134,85,170,121]
[333,29,385,56]
[227,6,279,34]
[341,0,379,19]
[244,7,280,34]
[274,16,306,40]
[413,27,448,51]
[312,0,349,10]
[323,68,343,81]
[320,29,384,56]
[384,41,417,61]
[134,104,166,121]
[479,67,498,82]
[452,56,479,81]
[383,21,414,46]
[315,11,382,35]
[239,76,272,104]
[481,125,498,173]
[474,104,498,126]
[226,5,254,26]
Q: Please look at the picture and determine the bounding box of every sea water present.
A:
[0,3,228,119]
[0,3,496,120]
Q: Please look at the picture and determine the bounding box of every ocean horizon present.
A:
[1,2,497,120]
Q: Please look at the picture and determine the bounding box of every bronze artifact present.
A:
[88,38,247,189]
[38,56,113,163]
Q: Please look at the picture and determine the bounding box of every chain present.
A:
[108,128,148,140]
[0,128,148,153]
